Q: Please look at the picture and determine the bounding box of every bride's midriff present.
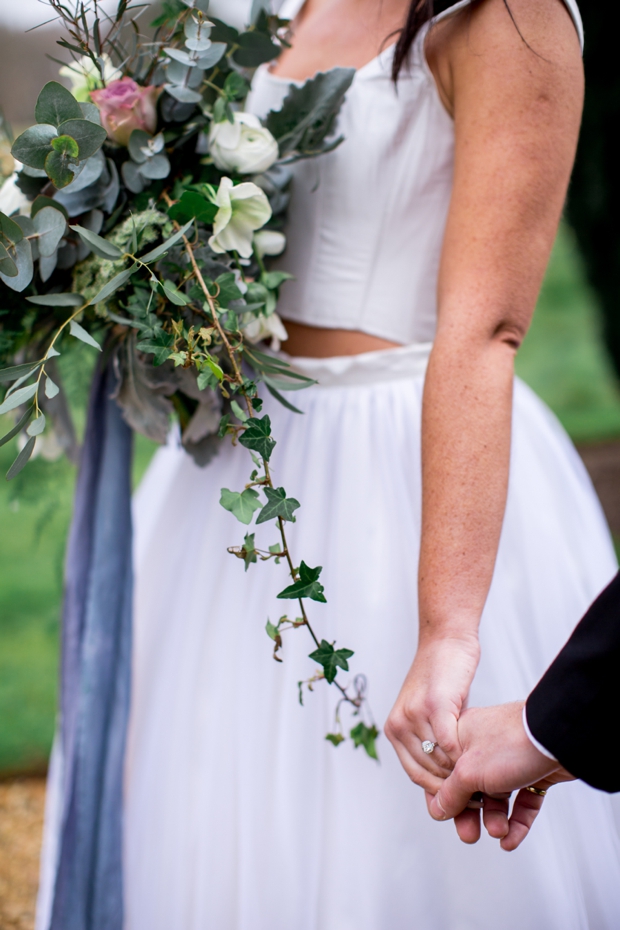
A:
[281,320,401,357]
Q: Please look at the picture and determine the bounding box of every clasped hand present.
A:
[386,641,574,851]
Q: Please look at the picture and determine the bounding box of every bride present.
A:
[120,0,620,927]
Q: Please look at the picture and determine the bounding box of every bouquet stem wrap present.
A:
[49,361,133,930]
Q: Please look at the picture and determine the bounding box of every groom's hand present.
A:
[426,702,574,850]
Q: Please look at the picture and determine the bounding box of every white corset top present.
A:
[246,0,583,346]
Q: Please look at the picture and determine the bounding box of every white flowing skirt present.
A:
[125,344,620,930]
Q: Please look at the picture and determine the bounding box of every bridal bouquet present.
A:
[0,0,378,757]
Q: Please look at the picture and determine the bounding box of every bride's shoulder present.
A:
[425,0,583,118]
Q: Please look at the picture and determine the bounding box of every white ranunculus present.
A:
[0,173,30,216]
[253,229,286,258]
[208,112,279,175]
[243,311,288,351]
[209,177,272,258]
[59,54,122,102]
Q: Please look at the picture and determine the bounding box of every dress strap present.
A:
[273,0,306,20]
[431,0,584,53]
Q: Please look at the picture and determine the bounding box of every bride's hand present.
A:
[385,633,481,793]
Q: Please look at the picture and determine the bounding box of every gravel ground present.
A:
[0,779,45,930]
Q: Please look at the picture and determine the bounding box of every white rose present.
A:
[209,177,272,258]
[208,112,279,175]
[243,311,288,351]
[253,230,286,258]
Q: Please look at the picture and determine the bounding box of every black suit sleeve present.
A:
[525,571,620,793]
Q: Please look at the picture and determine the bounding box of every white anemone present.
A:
[253,230,286,258]
[209,177,272,259]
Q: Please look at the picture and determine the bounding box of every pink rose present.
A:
[91,77,159,147]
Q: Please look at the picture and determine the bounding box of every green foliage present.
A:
[220,486,262,524]
[308,639,354,684]
[265,68,355,159]
[238,414,276,461]
[278,562,327,603]
[350,723,379,761]
[256,486,300,524]
[325,732,345,746]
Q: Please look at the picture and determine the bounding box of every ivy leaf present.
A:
[241,532,258,571]
[325,733,345,747]
[168,191,217,225]
[136,330,175,365]
[34,81,82,126]
[256,486,300,524]
[232,30,280,68]
[238,414,276,462]
[220,487,262,525]
[265,619,279,641]
[350,723,380,761]
[70,320,101,351]
[308,639,354,683]
[6,436,36,481]
[277,561,327,603]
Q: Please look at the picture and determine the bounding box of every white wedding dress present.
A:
[37,1,620,928]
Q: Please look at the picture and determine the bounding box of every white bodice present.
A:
[246,0,583,345]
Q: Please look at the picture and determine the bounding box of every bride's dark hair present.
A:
[391,0,453,81]
[392,0,521,80]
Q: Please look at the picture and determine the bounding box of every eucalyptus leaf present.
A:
[14,215,35,237]
[139,220,194,263]
[45,376,59,399]
[0,382,38,415]
[121,160,146,194]
[195,43,226,68]
[79,101,102,125]
[57,118,107,160]
[128,129,151,164]
[0,238,33,292]
[69,319,102,351]
[89,264,138,304]
[27,413,46,437]
[39,252,58,282]
[264,382,304,414]
[164,83,203,104]
[6,436,36,481]
[11,124,58,170]
[0,405,34,448]
[45,149,77,189]
[0,245,17,278]
[0,362,41,384]
[0,211,24,246]
[31,196,69,220]
[35,81,83,127]
[26,292,84,307]
[139,153,171,180]
[34,206,67,257]
[70,224,124,260]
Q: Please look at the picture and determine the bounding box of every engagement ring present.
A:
[525,786,547,797]
[421,740,438,754]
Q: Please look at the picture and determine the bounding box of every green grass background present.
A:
[2,222,620,776]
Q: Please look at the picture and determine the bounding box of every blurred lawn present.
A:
[2,220,620,776]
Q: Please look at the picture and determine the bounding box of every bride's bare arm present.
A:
[386,0,583,789]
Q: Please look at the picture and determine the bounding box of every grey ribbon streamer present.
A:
[49,361,133,930]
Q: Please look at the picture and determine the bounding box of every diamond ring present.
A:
[421,740,438,754]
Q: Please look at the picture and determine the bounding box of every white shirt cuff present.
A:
[522,705,557,761]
